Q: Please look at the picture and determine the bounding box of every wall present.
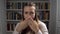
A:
[0,0,6,34]
[56,0,60,34]
[49,0,57,34]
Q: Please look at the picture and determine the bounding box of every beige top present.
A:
[13,20,48,34]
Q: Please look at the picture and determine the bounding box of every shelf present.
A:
[6,0,50,32]
[6,9,22,11]
[6,9,50,11]
[36,9,50,11]
[7,19,49,22]
[41,20,49,21]
[7,31,13,32]
[7,1,49,3]
[7,20,20,21]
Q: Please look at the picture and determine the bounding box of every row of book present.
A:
[38,11,49,20]
[6,11,49,20]
[6,2,50,9]
[35,2,50,9]
[7,21,49,31]
[7,23,17,31]
[6,11,22,20]
[6,2,21,9]
[6,0,49,1]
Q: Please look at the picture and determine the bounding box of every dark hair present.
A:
[21,2,39,34]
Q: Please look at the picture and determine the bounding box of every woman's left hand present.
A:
[28,17,39,33]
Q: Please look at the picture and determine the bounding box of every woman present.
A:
[13,2,48,34]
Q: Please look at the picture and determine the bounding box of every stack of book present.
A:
[7,11,22,20]
[7,23,17,31]
[6,2,22,9]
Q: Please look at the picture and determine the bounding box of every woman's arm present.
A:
[13,20,28,34]
[13,30,20,34]
[35,29,42,34]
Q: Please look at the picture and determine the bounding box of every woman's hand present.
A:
[16,17,30,32]
[27,17,39,33]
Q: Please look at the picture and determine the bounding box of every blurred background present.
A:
[0,0,58,34]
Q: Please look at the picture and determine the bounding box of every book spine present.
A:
[7,23,10,31]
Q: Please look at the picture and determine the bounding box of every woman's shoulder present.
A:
[14,21,23,31]
[16,20,23,26]
[38,20,45,24]
[38,20,48,31]
[15,20,23,27]
[38,20,46,27]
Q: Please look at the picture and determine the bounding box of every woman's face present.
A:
[24,6,36,19]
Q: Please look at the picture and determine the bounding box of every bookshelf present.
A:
[6,0,50,34]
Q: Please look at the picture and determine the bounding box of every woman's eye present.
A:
[30,12,34,14]
[25,12,28,14]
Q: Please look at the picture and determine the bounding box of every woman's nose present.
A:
[27,14,31,17]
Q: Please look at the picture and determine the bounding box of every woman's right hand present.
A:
[16,20,28,32]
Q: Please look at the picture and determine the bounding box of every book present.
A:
[43,11,49,20]
[40,3,43,9]
[45,3,48,9]
[13,24,16,31]
[40,11,44,20]
[22,2,27,8]
[37,11,44,20]
[48,3,50,9]
[6,12,8,19]
[7,11,22,20]
[6,2,10,9]
[13,3,18,9]
[37,3,41,9]
[43,2,45,9]
[10,2,13,9]
[7,23,10,31]
[18,2,21,9]
[11,24,14,31]
[7,11,13,20]
[35,2,41,9]
[16,13,22,20]
[39,3,41,9]
[13,12,16,20]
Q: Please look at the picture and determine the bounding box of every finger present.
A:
[27,17,33,21]
[26,16,31,20]
[25,16,31,21]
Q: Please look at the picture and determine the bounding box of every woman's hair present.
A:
[22,2,39,22]
[21,2,39,34]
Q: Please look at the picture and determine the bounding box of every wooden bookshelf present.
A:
[6,0,50,33]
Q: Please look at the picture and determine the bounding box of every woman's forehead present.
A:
[24,6,36,11]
